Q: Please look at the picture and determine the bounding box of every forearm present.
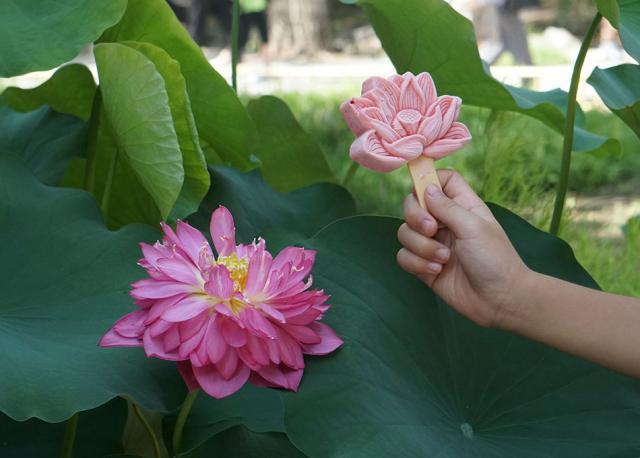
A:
[500,270,640,379]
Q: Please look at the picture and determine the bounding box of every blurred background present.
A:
[2,0,638,295]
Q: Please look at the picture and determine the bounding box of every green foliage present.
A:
[247,95,335,192]
[284,214,640,457]
[0,0,127,77]
[618,0,640,62]
[98,0,257,170]
[0,64,96,120]
[187,166,355,241]
[0,399,129,457]
[358,0,619,156]
[0,154,186,422]
[94,43,185,223]
[588,64,640,139]
[0,106,87,186]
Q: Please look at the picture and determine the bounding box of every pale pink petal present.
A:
[143,330,182,361]
[244,245,272,297]
[145,295,187,324]
[399,74,426,112]
[367,118,400,143]
[221,319,248,347]
[131,279,195,300]
[111,310,147,338]
[206,318,228,363]
[424,122,472,159]
[210,206,236,257]
[176,220,212,267]
[275,328,305,369]
[283,324,322,344]
[433,95,461,137]
[243,308,277,339]
[177,361,200,391]
[382,134,425,160]
[340,98,368,136]
[418,105,444,145]
[416,72,438,108]
[283,368,304,391]
[157,258,202,285]
[149,318,172,338]
[163,326,181,352]
[193,363,250,399]
[256,365,288,389]
[179,313,209,341]
[349,130,407,172]
[161,296,212,322]
[216,348,240,379]
[257,303,285,323]
[245,334,270,366]
[178,317,208,358]
[99,328,141,347]
[360,106,387,123]
[302,322,343,355]
[204,265,234,300]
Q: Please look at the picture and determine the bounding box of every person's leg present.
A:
[239,13,252,56]
[499,9,532,65]
[189,0,210,46]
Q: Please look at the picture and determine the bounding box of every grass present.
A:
[278,91,640,296]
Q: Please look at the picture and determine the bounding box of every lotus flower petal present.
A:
[424,122,472,159]
[382,135,426,160]
[210,206,236,257]
[100,206,342,399]
[350,130,407,172]
[342,72,471,170]
[399,73,426,113]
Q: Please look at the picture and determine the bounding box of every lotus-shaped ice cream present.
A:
[341,72,471,172]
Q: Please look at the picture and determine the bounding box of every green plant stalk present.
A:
[549,13,602,235]
[172,389,200,456]
[131,401,161,458]
[231,0,240,92]
[60,413,78,458]
[83,91,103,193]
[100,148,119,218]
[342,161,359,187]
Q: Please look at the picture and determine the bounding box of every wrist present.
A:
[494,267,544,332]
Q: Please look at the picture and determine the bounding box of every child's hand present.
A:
[397,170,530,328]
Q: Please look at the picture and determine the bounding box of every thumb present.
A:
[424,184,479,238]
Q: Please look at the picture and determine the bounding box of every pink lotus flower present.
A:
[100,207,342,399]
[341,72,472,172]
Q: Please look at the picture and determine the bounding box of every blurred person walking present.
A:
[472,0,537,65]
[239,0,270,59]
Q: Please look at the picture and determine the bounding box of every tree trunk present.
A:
[268,0,331,57]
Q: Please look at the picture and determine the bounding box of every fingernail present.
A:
[426,184,440,197]
[422,218,435,234]
[435,248,450,262]
[427,262,442,273]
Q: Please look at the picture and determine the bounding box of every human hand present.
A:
[396,170,531,328]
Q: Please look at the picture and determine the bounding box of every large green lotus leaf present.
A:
[247,96,335,192]
[359,0,619,156]
[164,385,285,455]
[0,398,130,457]
[619,0,640,62]
[187,166,356,241]
[121,41,210,221]
[0,64,96,121]
[181,426,305,458]
[99,0,257,170]
[94,43,184,221]
[0,105,87,185]
[588,64,640,139]
[596,0,620,27]
[0,154,186,422]
[284,209,640,457]
[0,0,126,77]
